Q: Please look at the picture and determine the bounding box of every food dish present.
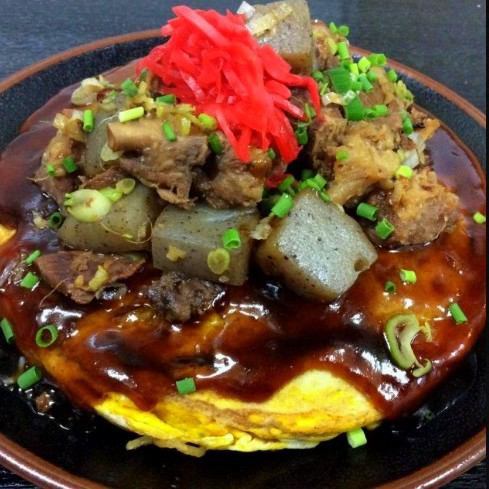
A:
[0,0,482,476]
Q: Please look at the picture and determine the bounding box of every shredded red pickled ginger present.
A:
[137,5,320,163]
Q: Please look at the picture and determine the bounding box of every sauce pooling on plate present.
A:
[0,64,486,420]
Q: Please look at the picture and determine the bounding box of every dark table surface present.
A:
[0,0,486,487]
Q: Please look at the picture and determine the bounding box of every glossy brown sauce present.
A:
[0,66,486,419]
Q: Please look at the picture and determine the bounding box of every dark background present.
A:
[0,0,486,487]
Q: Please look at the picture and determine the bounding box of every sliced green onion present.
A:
[400,269,417,284]
[357,57,371,73]
[299,179,321,192]
[162,121,177,142]
[24,250,42,265]
[304,103,316,122]
[338,24,350,37]
[328,22,338,33]
[65,189,112,223]
[387,69,398,82]
[198,113,218,131]
[473,211,486,224]
[118,106,144,123]
[222,228,242,250]
[351,80,363,92]
[301,169,315,181]
[46,164,56,177]
[336,149,349,161]
[375,218,395,240]
[176,377,197,395]
[121,78,138,97]
[267,148,277,160]
[312,174,327,189]
[62,156,78,174]
[17,366,42,390]
[385,313,420,369]
[47,212,63,230]
[448,303,468,325]
[82,109,94,133]
[384,281,396,294]
[207,248,231,275]
[373,104,389,117]
[356,203,378,221]
[295,124,309,145]
[368,53,387,66]
[278,175,296,194]
[99,187,123,203]
[327,38,338,55]
[346,428,367,448]
[156,94,176,105]
[0,318,15,344]
[35,325,59,348]
[208,133,224,154]
[345,96,365,121]
[319,81,330,96]
[358,73,373,92]
[271,193,294,218]
[402,116,414,135]
[348,63,359,76]
[413,359,432,378]
[342,90,357,105]
[367,70,378,82]
[312,70,326,83]
[115,178,137,196]
[396,165,414,179]
[337,41,350,60]
[138,68,149,81]
[319,191,331,203]
[20,272,40,289]
[328,67,352,94]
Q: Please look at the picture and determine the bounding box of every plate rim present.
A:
[0,29,486,489]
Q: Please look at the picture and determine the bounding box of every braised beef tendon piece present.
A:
[119,136,210,207]
[146,272,224,323]
[367,167,460,246]
[196,139,273,209]
[35,251,145,304]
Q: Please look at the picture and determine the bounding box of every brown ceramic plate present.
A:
[0,30,486,489]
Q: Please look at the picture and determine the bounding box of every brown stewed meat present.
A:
[367,167,460,246]
[146,272,224,323]
[82,166,128,190]
[120,136,209,208]
[35,251,145,304]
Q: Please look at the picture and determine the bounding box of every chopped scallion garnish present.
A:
[448,303,468,325]
[357,57,371,73]
[267,148,277,160]
[356,203,378,221]
[17,366,42,390]
[35,325,59,348]
[62,156,78,174]
[198,113,218,131]
[473,211,486,224]
[208,133,223,154]
[304,103,316,122]
[46,164,56,177]
[336,149,349,161]
[82,109,94,133]
[328,67,352,94]
[400,269,417,284]
[222,228,242,250]
[346,428,367,448]
[278,175,296,194]
[118,106,144,123]
[344,96,365,121]
[328,22,338,33]
[402,116,414,135]
[337,41,350,60]
[47,212,63,230]
[367,70,378,82]
[162,121,177,142]
[301,169,315,181]
[338,24,350,37]
[358,73,373,92]
[271,193,294,218]
[312,70,326,83]
[384,281,397,294]
[348,63,359,76]
[0,318,15,344]
[372,104,389,117]
[156,94,176,105]
[121,78,139,97]
[24,250,42,265]
[368,53,387,66]
[396,165,414,179]
[295,124,309,145]
[20,272,40,289]
[375,218,395,240]
[387,69,398,82]
[176,377,197,395]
